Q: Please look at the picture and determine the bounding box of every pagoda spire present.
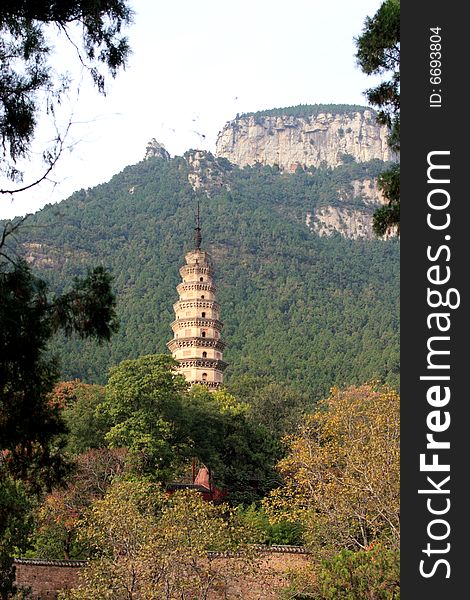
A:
[167,223,227,389]
[194,199,202,250]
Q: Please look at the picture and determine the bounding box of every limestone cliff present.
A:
[184,150,231,196]
[304,177,388,240]
[145,138,170,161]
[215,108,392,170]
[307,206,376,239]
[143,106,396,239]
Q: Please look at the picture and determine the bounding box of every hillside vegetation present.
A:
[13,153,399,398]
[239,103,372,119]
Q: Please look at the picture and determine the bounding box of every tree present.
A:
[228,375,310,438]
[265,383,400,556]
[51,381,109,454]
[236,503,304,546]
[103,354,190,482]
[0,260,118,487]
[185,385,281,504]
[1,4,131,593]
[0,476,33,598]
[59,482,255,600]
[59,480,164,600]
[0,0,132,190]
[0,259,118,596]
[281,544,400,600]
[102,356,280,501]
[33,448,127,559]
[355,0,400,236]
[316,545,400,600]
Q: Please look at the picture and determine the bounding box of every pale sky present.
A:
[0,0,383,219]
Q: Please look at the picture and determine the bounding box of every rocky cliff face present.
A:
[215,109,392,170]
[140,107,396,240]
[184,150,231,196]
[145,138,170,161]
[306,178,387,240]
[307,205,376,239]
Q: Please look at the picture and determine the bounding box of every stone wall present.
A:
[14,547,310,599]
[215,549,310,599]
[14,559,86,599]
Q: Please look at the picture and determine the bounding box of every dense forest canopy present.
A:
[239,104,373,119]
[8,150,399,399]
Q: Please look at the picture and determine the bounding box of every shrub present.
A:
[238,504,304,546]
[317,545,400,599]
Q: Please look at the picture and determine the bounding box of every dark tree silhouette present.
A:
[0,0,132,189]
[355,0,400,236]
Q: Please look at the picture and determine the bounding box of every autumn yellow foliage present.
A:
[59,481,256,599]
[265,383,400,555]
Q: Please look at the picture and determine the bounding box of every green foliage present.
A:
[32,514,85,562]
[237,504,303,546]
[373,204,400,238]
[59,383,109,454]
[184,386,281,504]
[355,0,400,235]
[0,0,132,180]
[52,267,119,341]
[355,0,400,150]
[373,162,400,235]
[316,546,400,600]
[0,260,65,490]
[15,153,399,399]
[279,546,400,600]
[240,104,371,119]
[339,153,356,165]
[101,356,280,502]
[377,162,400,203]
[0,257,118,596]
[227,375,311,438]
[0,476,34,599]
[59,483,254,599]
[0,259,118,490]
[103,354,188,481]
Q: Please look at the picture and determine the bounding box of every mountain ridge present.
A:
[215,106,393,172]
[12,139,399,396]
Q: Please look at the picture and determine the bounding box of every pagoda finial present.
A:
[194,199,202,249]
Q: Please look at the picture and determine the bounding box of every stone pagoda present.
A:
[167,213,227,388]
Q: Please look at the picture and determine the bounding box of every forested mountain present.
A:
[12,148,399,399]
[239,103,370,118]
